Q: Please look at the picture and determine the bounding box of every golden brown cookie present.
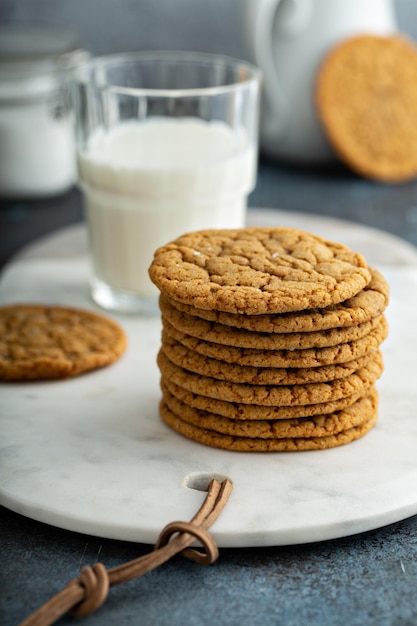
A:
[149,227,371,315]
[316,34,417,182]
[160,267,389,333]
[161,330,378,385]
[162,315,388,368]
[157,349,383,406]
[160,298,382,351]
[163,377,367,420]
[159,394,378,451]
[0,304,127,381]
[161,380,378,439]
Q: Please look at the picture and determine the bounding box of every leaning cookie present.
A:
[0,304,127,380]
[316,34,417,182]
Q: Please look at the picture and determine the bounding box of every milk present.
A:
[78,118,256,300]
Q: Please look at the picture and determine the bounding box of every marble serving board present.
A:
[1,209,417,547]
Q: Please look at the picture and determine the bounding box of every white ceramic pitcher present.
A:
[244,0,397,163]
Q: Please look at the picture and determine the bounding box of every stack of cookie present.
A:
[149,227,389,452]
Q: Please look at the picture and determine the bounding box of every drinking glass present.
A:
[72,51,261,314]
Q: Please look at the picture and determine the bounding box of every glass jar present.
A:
[0,24,88,198]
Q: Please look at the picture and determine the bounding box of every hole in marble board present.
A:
[183,471,232,492]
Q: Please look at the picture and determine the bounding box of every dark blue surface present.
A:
[2,503,417,626]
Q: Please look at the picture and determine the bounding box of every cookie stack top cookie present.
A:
[149,227,372,315]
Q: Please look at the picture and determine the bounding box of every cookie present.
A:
[149,227,371,315]
[0,304,127,380]
[159,396,378,451]
[316,34,417,182]
[160,267,389,333]
[162,315,388,368]
[157,349,383,406]
[161,380,378,439]
[160,297,382,350]
[163,377,367,420]
[161,330,378,385]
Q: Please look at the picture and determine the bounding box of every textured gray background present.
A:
[1,0,417,59]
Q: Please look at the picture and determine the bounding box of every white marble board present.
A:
[1,209,417,547]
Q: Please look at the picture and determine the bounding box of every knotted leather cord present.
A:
[19,478,233,626]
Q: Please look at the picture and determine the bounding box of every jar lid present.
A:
[0,24,88,100]
[0,23,82,63]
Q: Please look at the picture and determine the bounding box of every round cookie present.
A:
[160,298,382,350]
[162,315,388,368]
[162,377,368,420]
[161,381,378,439]
[316,34,417,182]
[0,304,127,380]
[157,349,383,406]
[149,227,371,315]
[159,398,378,451]
[161,331,379,385]
[160,267,389,333]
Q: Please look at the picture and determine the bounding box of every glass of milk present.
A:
[72,51,261,314]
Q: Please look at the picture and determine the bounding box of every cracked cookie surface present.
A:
[0,304,127,380]
[149,227,371,315]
